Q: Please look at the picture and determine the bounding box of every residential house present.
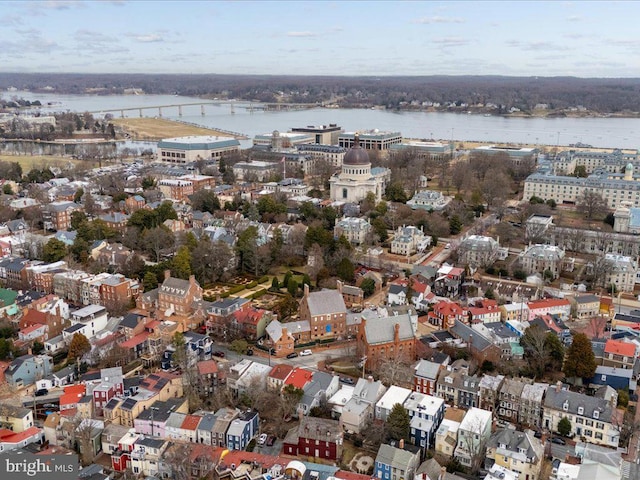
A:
[0,405,34,433]
[526,298,572,321]
[485,429,544,480]
[283,416,343,461]
[387,283,407,306]
[0,427,44,452]
[435,419,460,458]
[299,285,347,341]
[428,301,468,330]
[390,226,431,256]
[129,437,169,479]
[101,423,130,455]
[435,360,479,408]
[206,297,251,337]
[337,280,364,307]
[376,386,412,421]
[457,235,501,268]
[211,407,239,448]
[99,212,130,232]
[519,244,566,280]
[334,216,372,245]
[5,354,53,387]
[520,382,549,429]
[601,339,636,369]
[132,398,186,438]
[589,366,635,392]
[358,314,416,370]
[543,383,620,448]
[43,201,81,231]
[63,304,108,343]
[229,307,271,341]
[267,364,293,392]
[404,392,445,450]
[498,378,531,424]
[433,265,464,298]
[341,376,387,434]
[449,320,502,364]
[298,371,340,416]
[196,360,220,397]
[413,360,441,395]
[454,408,492,470]
[196,412,219,445]
[0,257,30,290]
[375,440,421,480]
[468,299,501,325]
[500,303,530,323]
[572,294,601,319]
[125,195,146,213]
[478,374,505,413]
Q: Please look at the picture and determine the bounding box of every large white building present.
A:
[157,136,241,164]
[338,130,402,151]
[406,190,451,211]
[523,163,640,209]
[334,217,372,245]
[390,226,431,256]
[519,244,566,279]
[253,130,314,148]
[329,135,391,203]
[472,145,538,166]
[457,235,501,268]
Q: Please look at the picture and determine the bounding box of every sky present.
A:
[1,0,640,77]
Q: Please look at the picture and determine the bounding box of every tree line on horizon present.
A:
[3,73,640,112]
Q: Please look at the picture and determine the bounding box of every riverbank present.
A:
[111,117,243,141]
[0,154,98,172]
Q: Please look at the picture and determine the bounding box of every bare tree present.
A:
[577,190,608,219]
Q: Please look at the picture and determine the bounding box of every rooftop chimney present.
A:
[367,375,374,383]
[303,283,310,297]
[394,323,400,343]
[164,270,171,281]
[556,380,562,393]
[189,274,196,286]
[336,280,343,294]
[398,438,404,449]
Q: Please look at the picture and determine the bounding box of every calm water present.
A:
[4,90,640,150]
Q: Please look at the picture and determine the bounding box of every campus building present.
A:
[338,130,402,151]
[157,136,241,164]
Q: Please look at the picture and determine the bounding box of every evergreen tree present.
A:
[386,403,410,442]
[557,417,571,436]
[172,246,192,279]
[563,333,596,380]
[143,271,158,292]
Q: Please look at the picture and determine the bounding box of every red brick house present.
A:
[427,300,468,329]
[283,416,343,461]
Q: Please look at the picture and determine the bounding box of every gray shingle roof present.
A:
[363,314,414,345]
[306,289,346,316]
[544,385,614,422]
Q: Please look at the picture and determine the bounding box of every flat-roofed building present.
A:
[339,130,402,151]
[233,161,279,181]
[253,130,314,148]
[389,141,454,160]
[472,145,538,166]
[291,124,343,145]
[334,216,372,245]
[157,136,240,164]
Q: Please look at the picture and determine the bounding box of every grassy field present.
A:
[0,154,98,172]
[112,117,236,140]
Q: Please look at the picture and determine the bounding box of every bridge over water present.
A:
[90,100,323,118]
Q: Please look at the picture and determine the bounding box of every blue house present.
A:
[375,441,421,480]
[404,392,445,451]
[588,366,636,391]
[226,410,259,451]
[5,354,54,388]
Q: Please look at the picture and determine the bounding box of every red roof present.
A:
[283,367,313,389]
[181,414,201,431]
[120,331,150,348]
[412,282,428,294]
[433,300,466,317]
[0,426,41,444]
[234,308,266,326]
[527,298,570,310]
[269,364,293,381]
[20,324,46,336]
[60,385,86,407]
[197,360,219,375]
[335,471,375,480]
[21,309,48,326]
[604,339,636,357]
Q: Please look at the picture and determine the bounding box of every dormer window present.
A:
[562,401,569,411]
[593,410,599,419]
[578,407,584,415]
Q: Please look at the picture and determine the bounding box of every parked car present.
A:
[266,435,276,446]
[286,352,298,359]
[246,349,254,356]
[212,351,225,358]
[300,349,313,356]
[551,437,566,445]
[34,389,48,397]
[340,377,355,385]
[258,433,268,445]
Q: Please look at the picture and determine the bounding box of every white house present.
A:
[376,386,413,421]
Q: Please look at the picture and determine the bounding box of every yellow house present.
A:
[485,429,543,480]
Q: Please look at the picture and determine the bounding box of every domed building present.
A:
[329,134,391,203]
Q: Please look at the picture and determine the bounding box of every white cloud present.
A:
[413,16,464,24]
[126,33,164,43]
[507,40,569,52]
[566,15,583,22]
[286,31,317,38]
[431,37,469,47]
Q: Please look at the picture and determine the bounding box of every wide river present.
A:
[4,90,640,150]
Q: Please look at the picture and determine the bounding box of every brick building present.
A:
[358,314,416,370]
[299,285,347,341]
